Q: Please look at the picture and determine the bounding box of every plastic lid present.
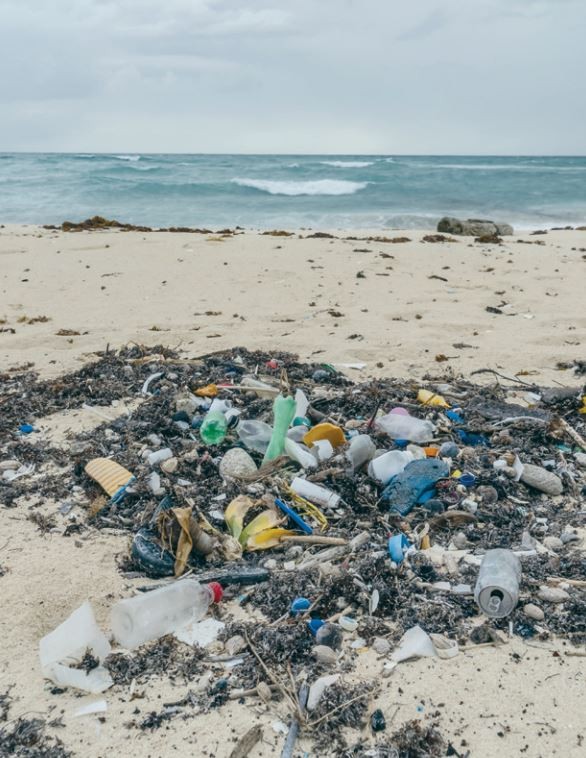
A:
[208,582,224,604]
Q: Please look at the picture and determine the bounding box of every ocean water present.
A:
[0,153,585,230]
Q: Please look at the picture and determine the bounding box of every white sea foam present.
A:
[319,160,373,168]
[232,178,368,196]
[114,154,141,162]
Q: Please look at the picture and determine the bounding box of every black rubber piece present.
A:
[131,527,175,578]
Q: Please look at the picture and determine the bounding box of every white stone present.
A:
[523,603,545,621]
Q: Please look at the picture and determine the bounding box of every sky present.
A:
[0,0,584,154]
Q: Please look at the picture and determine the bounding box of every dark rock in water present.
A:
[437,216,513,236]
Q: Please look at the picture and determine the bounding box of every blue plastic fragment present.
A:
[388,533,410,564]
[275,498,313,535]
[307,618,325,636]
[381,458,450,516]
[458,472,477,488]
[394,439,409,448]
[457,430,489,447]
[19,424,34,434]
[290,597,312,615]
[445,409,465,424]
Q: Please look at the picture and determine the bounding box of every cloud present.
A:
[0,0,584,153]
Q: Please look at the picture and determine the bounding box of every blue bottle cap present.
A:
[307,618,325,636]
[19,424,34,434]
[290,597,312,615]
[459,472,477,487]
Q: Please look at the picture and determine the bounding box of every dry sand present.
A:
[0,224,585,757]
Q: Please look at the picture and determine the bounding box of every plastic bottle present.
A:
[263,394,297,464]
[290,477,340,509]
[368,450,414,484]
[375,413,435,443]
[345,435,376,473]
[474,549,521,618]
[237,420,273,453]
[284,438,318,469]
[111,579,223,649]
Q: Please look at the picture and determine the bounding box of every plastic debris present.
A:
[39,601,113,694]
[84,458,135,502]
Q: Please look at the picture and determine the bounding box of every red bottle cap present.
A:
[208,582,224,604]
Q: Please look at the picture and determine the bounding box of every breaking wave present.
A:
[319,160,374,168]
[232,178,368,196]
[114,154,141,162]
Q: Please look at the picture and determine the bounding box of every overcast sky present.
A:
[1,0,584,154]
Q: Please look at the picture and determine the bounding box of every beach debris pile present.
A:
[1,345,585,753]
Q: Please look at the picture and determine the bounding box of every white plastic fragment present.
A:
[39,601,113,694]
[174,618,226,647]
[306,674,340,711]
[73,699,108,718]
[294,389,310,418]
[141,371,164,396]
[429,634,459,660]
[391,625,437,663]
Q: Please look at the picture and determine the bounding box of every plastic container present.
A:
[345,435,376,473]
[263,394,297,464]
[200,410,228,445]
[111,578,223,649]
[375,413,435,443]
[290,477,341,509]
[474,549,521,618]
[368,450,414,485]
[237,420,273,453]
[303,423,346,449]
[284,438,318,469]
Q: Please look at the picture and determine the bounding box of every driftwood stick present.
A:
[280,535,348,547]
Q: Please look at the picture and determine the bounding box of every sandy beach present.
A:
[1,224,585,758]
[1,224,585,383]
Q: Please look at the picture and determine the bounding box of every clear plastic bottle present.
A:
[111,579,223,649]
[237,419,273,453]
[375,413,435,443]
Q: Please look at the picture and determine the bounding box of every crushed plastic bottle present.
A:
[375,413,435,444]
[111,578,223,649]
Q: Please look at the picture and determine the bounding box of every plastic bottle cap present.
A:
[208,582,224,603]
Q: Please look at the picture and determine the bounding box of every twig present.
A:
[244,631,300,718]
[470,368,536,387]
[280,535,348,546]
[556,417,586,450]
[547,576,586,588]
[306,693,370,728]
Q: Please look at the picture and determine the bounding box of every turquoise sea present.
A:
[1,153,585,230]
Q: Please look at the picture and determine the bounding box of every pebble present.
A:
[372,637,391,655]
[313,645,337,665]
[520,464,563,496]
[439,442,459,459]
[264,559,277,570]
[283,561,296,572]
[523,603,545,621]
[477,485,499,504]
[225,635,246,655]
[219,448,257,481]
[537,586,570,604]
[160,457,178,474]
[575,452,586,468]
[542,536,563,552]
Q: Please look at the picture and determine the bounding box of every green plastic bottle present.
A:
[200,410,228,445]
[263,394,297,464]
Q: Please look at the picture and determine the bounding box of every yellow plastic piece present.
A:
[451,469,463,479]
[579,396,586,414]
[245,528,296,551]
[84,458,133,497]
[195,383,218,398]
[224,495,254,540]
[287,490,329,531]
[239,509,283,547]
[303,423,346,449]
[417,389,450,408]
[420,535,431,550]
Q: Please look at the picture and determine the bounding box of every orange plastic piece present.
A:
[424,447,439,458]
[195,383,218,398]
[303,423,346,449]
